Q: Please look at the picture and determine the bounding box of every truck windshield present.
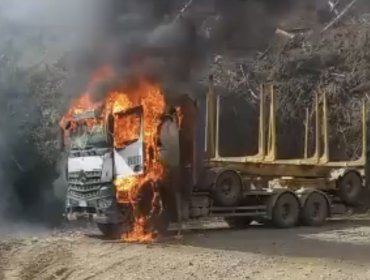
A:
[69,122,108,149]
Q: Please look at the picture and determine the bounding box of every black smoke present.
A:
[77,0,311,101]
[81,0,205,102]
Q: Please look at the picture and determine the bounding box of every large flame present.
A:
[107,80,165,242]
[62,67,166,242]
[59,66,114,129]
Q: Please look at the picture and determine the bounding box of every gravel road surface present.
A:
[1,217,370,280]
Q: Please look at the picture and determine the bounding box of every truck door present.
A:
[113,106,145,178]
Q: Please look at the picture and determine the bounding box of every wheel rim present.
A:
[214,171,242,206]
[221,178,233,195]
[218,175,239,199]
[281,203,291,220]
[310,201,320,219]
[274,193,299,227]
[344,181,354,195]
[304,192,328,224]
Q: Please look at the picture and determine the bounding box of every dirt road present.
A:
[1,217,370,280]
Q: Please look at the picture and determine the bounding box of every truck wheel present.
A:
[135,181,155,216]
[338,171,362,206]
[301,192,329,227]
[97,223,123,239]
[152,207,170,236]
[224,217,252,228]
[136,181,170,236]
[213,171,242,206]
[271,192,300,228]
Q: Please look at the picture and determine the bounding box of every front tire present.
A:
[136,180,170,236]
[97,223,124,239]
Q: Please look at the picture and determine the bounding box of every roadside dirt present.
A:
[2,217,370,280]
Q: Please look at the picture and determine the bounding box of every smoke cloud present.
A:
[0,0,108,232]
[82,0,205,102]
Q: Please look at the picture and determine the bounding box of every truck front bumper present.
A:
[65,195,125,224]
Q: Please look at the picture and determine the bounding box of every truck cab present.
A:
[62,107,146,236]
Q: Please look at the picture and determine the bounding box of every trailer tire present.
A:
[224,217,252,228]
[97,223,123,239]
[301,192,329,227]
[338,171,362,206]
[213,171,242,206]
[271,192,300,228]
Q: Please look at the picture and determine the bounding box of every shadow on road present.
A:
[180,217,370,263]
[81,216,370,263]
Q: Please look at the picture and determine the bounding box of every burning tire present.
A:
[213,171,242,206]
[96,205,132,239]
[301,191,329,227]
[135,180,169,236]
[271,192,300,228]
[135,181,155,217]
[338,171,363,206]
[224,217,252,228]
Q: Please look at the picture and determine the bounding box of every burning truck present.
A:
[60,68,171,239]
[61,68,369,241]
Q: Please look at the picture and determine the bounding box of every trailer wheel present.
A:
[213,171,242,206]
[338,171,362,206]
[271,192,300,228]
[224,217,252,228]
[97,223,124,239]
[301,192,329,227]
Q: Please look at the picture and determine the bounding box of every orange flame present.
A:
[61,67,166,242]
[107,81,165,242]
[60,66,114,129]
